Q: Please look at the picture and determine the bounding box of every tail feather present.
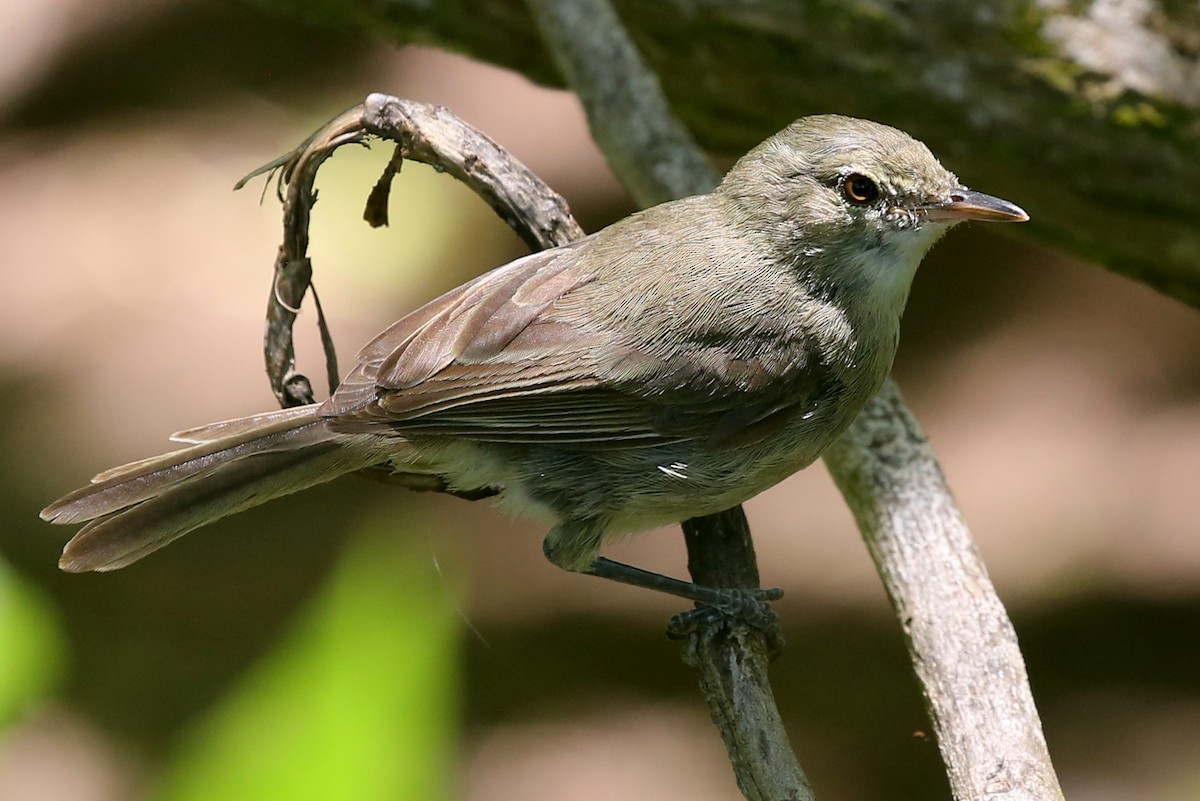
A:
[59,441,351,572]
[41,404,386,573]
[168,408,318,445]
[42,406,326,524]
[88,407,330,485]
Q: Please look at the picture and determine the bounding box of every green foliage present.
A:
[153,525,462,801]
[0,560,65,728]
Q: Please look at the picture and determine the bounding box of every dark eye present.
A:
[842,173,879,205]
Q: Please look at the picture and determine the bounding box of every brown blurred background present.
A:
[0,2,1197,800]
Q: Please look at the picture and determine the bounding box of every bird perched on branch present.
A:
[42,115,1026,605]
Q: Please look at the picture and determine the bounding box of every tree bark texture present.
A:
[253,0,1200,308]
[825,382,1064,801]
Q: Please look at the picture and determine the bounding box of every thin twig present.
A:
[238,106,365,406]
[241,97,583,404]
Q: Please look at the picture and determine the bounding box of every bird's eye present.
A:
[842,173,879,205]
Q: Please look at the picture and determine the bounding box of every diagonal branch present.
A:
[824,383,1063,800]
[524,0,1065,799]
[526,0,718,204]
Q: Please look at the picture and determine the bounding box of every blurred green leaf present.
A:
[154,522,462,801]
[0,559,65,729]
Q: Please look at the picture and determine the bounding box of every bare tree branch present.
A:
[522,1,1065,799]
[825,382,1063,800]
[680,508,816,801]
[526,0,717,204]
[240,97,582,404]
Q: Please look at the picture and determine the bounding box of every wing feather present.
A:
[321,203,830,449]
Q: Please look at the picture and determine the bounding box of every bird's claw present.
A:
[666,586,785,656]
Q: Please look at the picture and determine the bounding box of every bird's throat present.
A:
[849,223,949,319]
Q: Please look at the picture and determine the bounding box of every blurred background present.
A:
[0,2,1198,800]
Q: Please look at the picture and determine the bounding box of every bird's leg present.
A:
[542,527,782,635]
[584,556,782,608]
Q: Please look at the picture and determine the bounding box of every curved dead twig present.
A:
[239,96,582,407]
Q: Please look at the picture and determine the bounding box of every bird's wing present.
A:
[324,238,829,449]
[323,243,602,415]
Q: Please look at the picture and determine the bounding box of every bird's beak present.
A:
[919,189,1029,223]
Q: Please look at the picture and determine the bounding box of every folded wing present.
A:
[322,235,829,448]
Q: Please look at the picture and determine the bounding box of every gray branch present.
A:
[522,0,1064,799]
[825,382,1063,800]
[526,0,718,204]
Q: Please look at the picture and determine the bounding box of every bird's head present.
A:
[717,115,1027,310]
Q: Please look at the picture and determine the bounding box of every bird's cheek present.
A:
[884,207,921,230]
[792,197,848,228]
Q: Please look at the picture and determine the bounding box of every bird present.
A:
[41,114,1027,604]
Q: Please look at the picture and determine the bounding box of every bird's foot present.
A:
[544,544,786,656]
[666,586,785,657]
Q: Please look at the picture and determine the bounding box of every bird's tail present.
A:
[41,405,384,573]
